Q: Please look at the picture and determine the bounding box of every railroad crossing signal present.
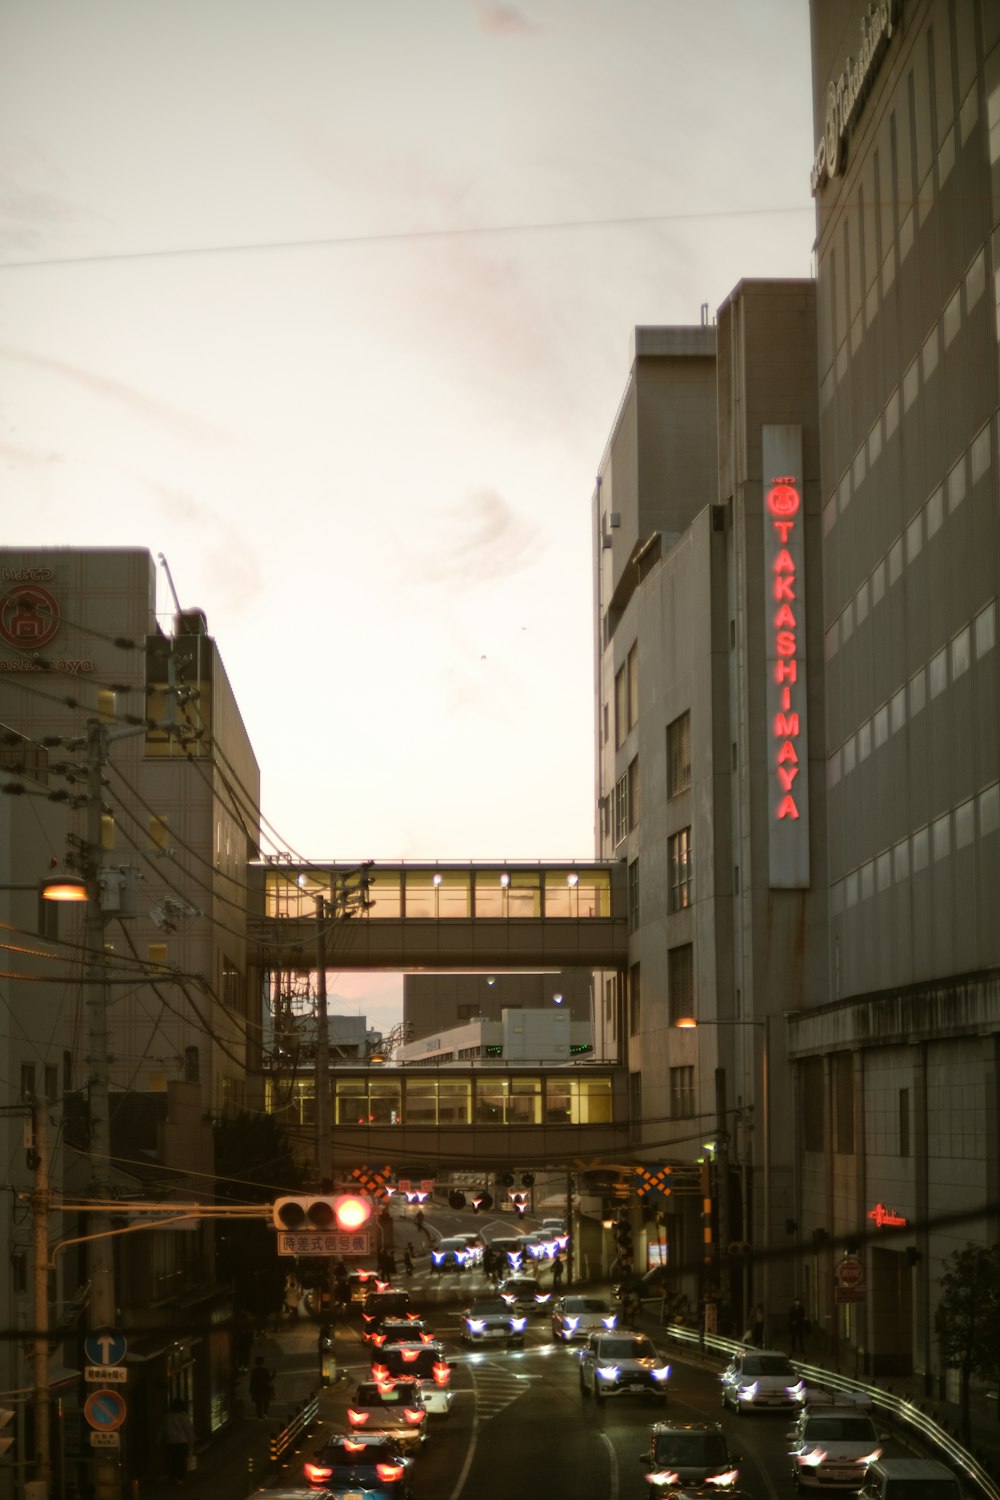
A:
[635,1165,672,1198]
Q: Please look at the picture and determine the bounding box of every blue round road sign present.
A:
[84,1331,128,1367]
[84,1390,126,1431]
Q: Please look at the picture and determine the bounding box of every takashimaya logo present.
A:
[811,1,897,194]
[0,583,60,649]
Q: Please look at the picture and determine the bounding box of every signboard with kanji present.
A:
[277,1229,372,1257]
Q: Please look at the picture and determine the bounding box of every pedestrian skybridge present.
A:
[248,859,628,972]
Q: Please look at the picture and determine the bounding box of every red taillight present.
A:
[376,1463,404,1482]
[371,1363,389,1381]
[433,1362,451,1386]
[347,1409,369,1426]
[403,1408,425,1426]
[420,1332,434,1343]
[343,1439,366,1453]
[376,1379,395,1395]
[305,1463,332,1483]
[372,1334,386,1346]
[401,1348,419,1362]
[406,1311,419,1321]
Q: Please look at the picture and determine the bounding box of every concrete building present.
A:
[403,968,592,1041]
[795,0,1000,1380]
[592,295,826,1329]
[0,548,260,1490]
[397,1004,593,1065]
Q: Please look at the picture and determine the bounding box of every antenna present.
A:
[157,553,183,615]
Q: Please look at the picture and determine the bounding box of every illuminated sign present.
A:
[762,426,810,888]
[867,1202,908,1228]
[811,1,896,194]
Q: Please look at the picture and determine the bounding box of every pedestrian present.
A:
[403,1244,414,1276]
[249,1355,276,1420]
[551,1253,565,1290]
[158,1396,195,1485]
[414,1209,430,1240]
[788,1297,809,1354]
[747,1302,767,1348]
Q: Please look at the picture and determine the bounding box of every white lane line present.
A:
[599,1429,618,1500]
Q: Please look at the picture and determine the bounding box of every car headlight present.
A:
[646,1471,679,1488]
[788,1379,807,1402]
[535,1293,550,1304]
[467,1318,486,1334]
[511,1316,527,1332]
[602,1315,618,1329]
[597,1364,620,1381]
[738,1381,758,1401]
[859,1450,882,1466]
[651,1363,671,1382]
[707,1471,739,1486]
[563,1315,580,1332]
[432,1252,444,1265]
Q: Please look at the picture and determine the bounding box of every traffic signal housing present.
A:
[448,1190,466,1210]
[272,1194,373,1232]
[471,1192,493,1213]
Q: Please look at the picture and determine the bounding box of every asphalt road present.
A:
[309,1255,917,1500]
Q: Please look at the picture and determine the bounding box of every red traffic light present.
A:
[272,1194,373,1232]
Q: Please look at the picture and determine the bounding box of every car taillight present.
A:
[376,1380,396,1395]
[376,1463,405,1482]
[403,1409,425,1425]
[371,1363,389,1381]
[347,1409,369,1426]
[707,1470,739,1486]
[401,1348,419,1362]
[406,1312,420,1321]
[372,1334,386,1346]
[305,1462,332,1483]
[433,1361,451,1385]
[420,1332,434,1343]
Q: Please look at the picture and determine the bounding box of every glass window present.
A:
[855,579,869,624]
[667,944,694,1024]
[933,814,951,861]
[966,246,985,307]
[843,735,856,775]
[980,783,1000,837]
[627,858,640,932]
[629,963,641,1036]
[667,712,692,797]
[884,386,899,438]
[868,417,882,465]
[874,704,889,748]
[404,871,470,918]
[893,838,910,881]
[922,324,939,380]
[825,622,839,661]
[668,828,693,912]
[888,536,903,584]
[369,1078,402,1125]
[615,666,628,748]
[906,512,923,563]
[841,600,854,642]
[614,772,628,846]
[367,872,402,918]
[912,826,930,872]
[853,445,866,488]
[438,1080,471,1124]
[670,1066,695,1119]
[943,286,961,347]
[858,720,872,760]
[627,643,638,730]
[628,756,639,830]
[827,749,841,787]
[902,356,919,411]
[838,469,852,513]
[971,422,991,483]
[925,485,943,538]
[844,870,858,907]
[860,860,874,899]
[871,558,886,605]
[403,1078,438,1125]
[336,1077,368,1125]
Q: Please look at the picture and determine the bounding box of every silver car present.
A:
[789,1408,884,1489]
[579,1331,671,1402]
[551,1294,617,1342]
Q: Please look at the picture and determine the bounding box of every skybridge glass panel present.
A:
[366,871,401,918]
[473,871,509,917]
[437,1079,471,1124]
[544,1075,613,1123]
[403,1077,438,1124]
[369,1078,402,1124]
[336,1077,369,1124]
[265,872,332,918]
[508,1076,542,1124]
[507,871,542,917]
[404,871,471,918]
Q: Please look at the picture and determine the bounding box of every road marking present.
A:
[600,1429,618,1500]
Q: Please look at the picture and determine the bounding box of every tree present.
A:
[934,1241,1000,1442]
[214,1111,303,1333]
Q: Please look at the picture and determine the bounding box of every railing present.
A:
[661,1325,1000,1500]
[268,1391,320,1467]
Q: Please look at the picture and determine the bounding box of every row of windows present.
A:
[614,644,639,748]
[266,867,613,920]
[830,781,1000,912]
[622,830,692,937]
[826,600,997,785]
[267,1073,614,1128]
[803,1059,911,1161]
[824,431,992,653]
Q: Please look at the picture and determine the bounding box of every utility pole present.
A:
[30,1097,51,1499]
[314,895,332,1189]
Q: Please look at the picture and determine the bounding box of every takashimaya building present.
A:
[799,0,1000,1380]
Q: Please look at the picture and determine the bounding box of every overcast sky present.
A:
[1,1,816,1026]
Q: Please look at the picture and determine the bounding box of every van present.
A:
[860,1459,963,1500]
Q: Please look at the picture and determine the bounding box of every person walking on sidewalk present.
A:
[551,1253,565,1291]
[403,1243,414,1276]
[249,1356,276,1420]
[158,1396,195,1485]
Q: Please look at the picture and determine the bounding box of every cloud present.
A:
[479,3,539,35]
[405,487,540,587]
[0,346,231,447]
[137,476,265,612]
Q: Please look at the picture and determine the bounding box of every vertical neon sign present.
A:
[762,425,810,888]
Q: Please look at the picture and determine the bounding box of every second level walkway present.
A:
[248,859,628,971]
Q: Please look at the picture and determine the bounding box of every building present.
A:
[798,0,1000,1379]
[397,1004,593,1065]
[403,969,592,1042]
[0,547,261,1489]
[592,295,826,1328]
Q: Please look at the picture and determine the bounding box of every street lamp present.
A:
[674,1015,772,1316]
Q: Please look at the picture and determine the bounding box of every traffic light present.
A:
[511,1193,528,1218]
[498,1172,515,1188]
[272,1194,372,1232]
[471,1192,493,1213]
[520,1172,534,1187]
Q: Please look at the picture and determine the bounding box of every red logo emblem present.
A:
[0,584,60,649]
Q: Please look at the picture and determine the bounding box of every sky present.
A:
[1,1,816,1028]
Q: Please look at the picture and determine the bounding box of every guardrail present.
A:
[661,1325,1000,1500]
[268,1391,321,1468]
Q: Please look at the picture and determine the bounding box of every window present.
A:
[614,666,627,748]
[667,712,691,797]
[222,958,243,1013]
[667,944,693,1025]
[614,772,629,846]
[670,1066,695,1119]
[627,858,640,932]
[802,1057,824,1152]
[19,1063,35,1101]
[899,1088,910,1157]
[834,1054,854,1155]
[628,964,641,1036]
[668,828,692,912]
[627,757,639,830]
[627,643,638,731]
[629,1070,642,1127]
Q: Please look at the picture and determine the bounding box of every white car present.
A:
[721,1349,805,1413]
[579,1330,671,1402]
[499,1275,551,1315]
[345,1377,428,1452]
[551,1294,617,1342]
[789,1407,884,1489]
[461,1297,527,1348]
[370,1342,455,1416]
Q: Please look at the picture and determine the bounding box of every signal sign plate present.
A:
[277,1229,372,1257]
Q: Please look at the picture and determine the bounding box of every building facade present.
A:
[796,0,1000,1379]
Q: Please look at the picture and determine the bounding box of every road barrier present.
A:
[268,1391,321,1468]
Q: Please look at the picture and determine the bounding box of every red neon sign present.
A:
[768,477,803,822]
[867,1202,908,1228]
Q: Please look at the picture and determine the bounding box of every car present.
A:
[362,1289,413,1334]
[430,1236,473,1272]
[518,1231,557,1261]
[461,1233,486,1264]
[488,1236,526,1273]
[860,1460,964,1500]
[304,1433,413,1497]
[579,1330,671,1402]
[789,1407,885,1490]
[640,1421,741,1494]
[541,1218,571,1249]
[371,1342,455,1415]
[461,1296,528,1348]
[498,1275,551,1314]
[345,1378,428,1452]
[721,1349,805,1412]
[551,1294,618,1342]
[369,1316,435,1349]
[347,1268,380,1304]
